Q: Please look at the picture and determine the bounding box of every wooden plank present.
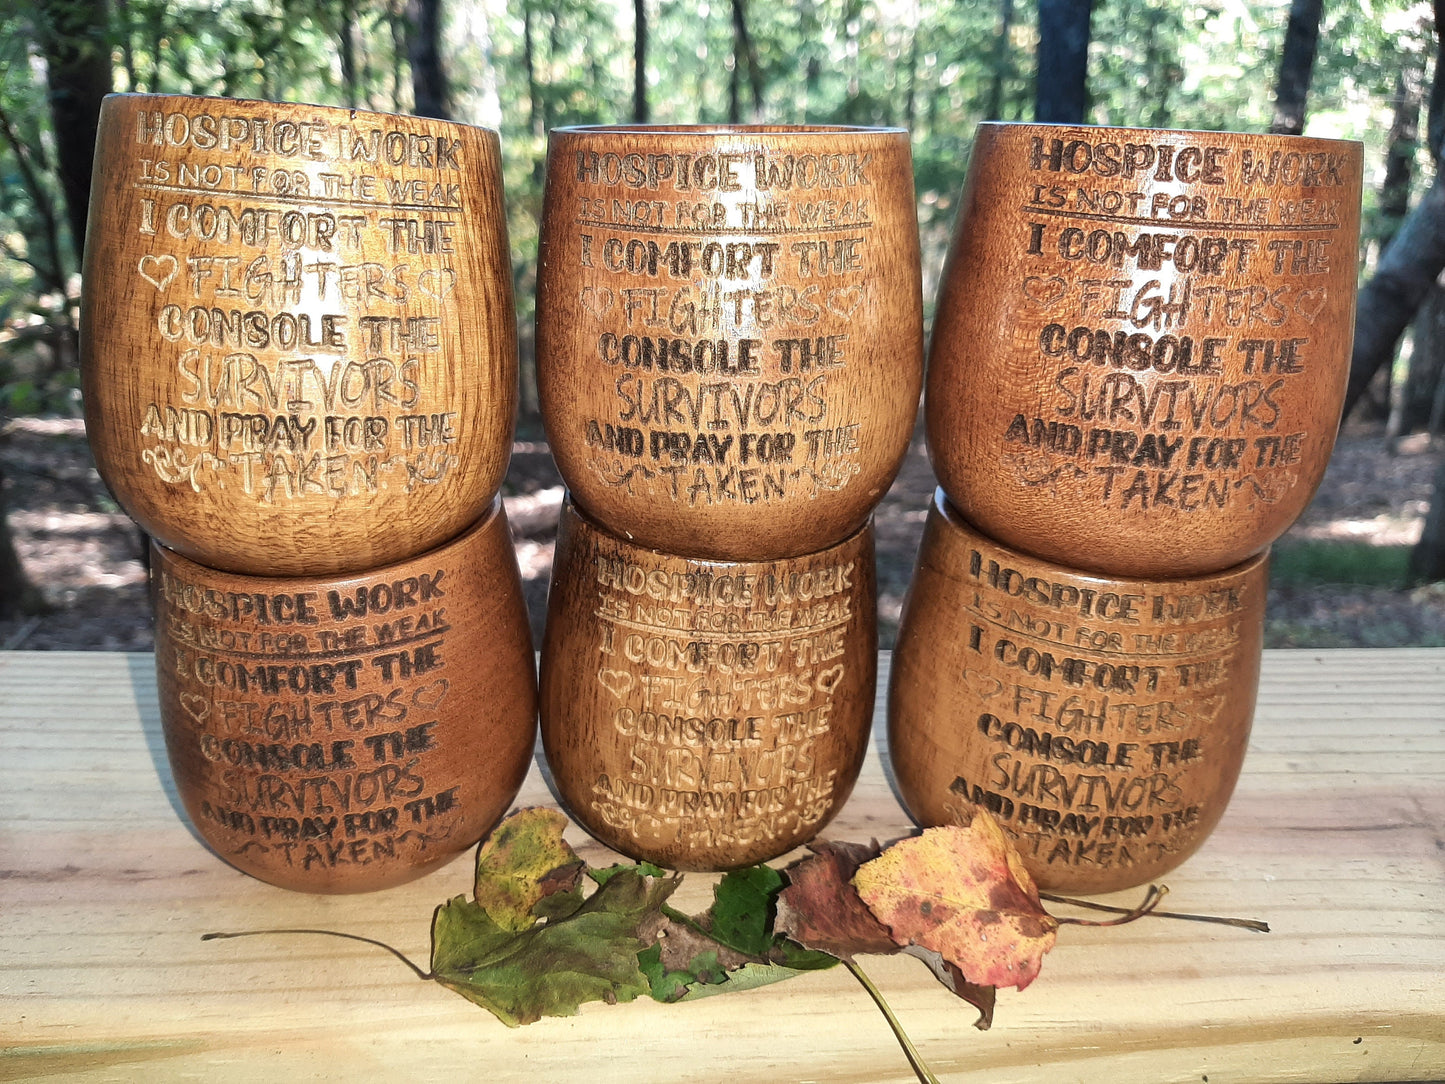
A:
[1,650,1443,1083]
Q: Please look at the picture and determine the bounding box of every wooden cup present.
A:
[888,490,1266,894]
[926,122,1362,578]
[540,496,876,870]
[537,125,923,561]
[82,93,517,576]
[151,496,537,892]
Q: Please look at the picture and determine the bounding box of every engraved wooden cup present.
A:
[540,496,877,870]
[537,125,923,560]
[82,93,517,576]
[927,122,1362,578]
[152,496,537,892]
[888,490,1266,894]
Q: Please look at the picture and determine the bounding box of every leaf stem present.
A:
[843,958,941,1084]
[1051,884,1167,927]
[202,928,435,980]
[1040,887,1271,933]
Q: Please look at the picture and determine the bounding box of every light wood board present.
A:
[2,649,1443,1083]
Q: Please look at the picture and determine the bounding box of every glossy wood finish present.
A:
[927,122,1362,578]
[537,125,923,560]
[151,496,537,892]
[540,497,876,870]
[888,490,1266,894]
[82,94,517,576]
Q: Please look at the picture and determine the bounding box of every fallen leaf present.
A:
[471,808,585,931]
[902,946,996,1030]
[637,864,837,1003]
[779,839,997,1027]
[706,865,786,956]
[852,814,1059,990]
[431,865,680,1026]
[776,839,896,962]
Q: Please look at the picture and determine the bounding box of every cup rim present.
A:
[974,119,1362,150]
[149,493,506,589]
[100,91,499,135]
[561,492,873,567]
[550,123,908,137]
[931,488,1270,587]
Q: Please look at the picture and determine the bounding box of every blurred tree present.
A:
[408,0,451,118]
[1036,0,1092,122]
[1269,0,1323,134]
[729,0,763,123]
[32,0,111,266]
[1345,11,1445,425]
[984,0,1014,121]
[633,0,647,122]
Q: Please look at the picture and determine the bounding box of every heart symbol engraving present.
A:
[597,669,633,699]
[138,254,178,292]
[1294,287,1327,323]
[580,285,615,320]
[179,692,210,723]
[815,664,845,695]
[413,679,450,709]
[825,285,864,319]
[1022,275,1067,307]
[960,667,1004,701]
[418,267,457,300]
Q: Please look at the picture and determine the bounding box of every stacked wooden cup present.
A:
[80,94,537,892]
[535,125,924,870]
[889,123,1364,893]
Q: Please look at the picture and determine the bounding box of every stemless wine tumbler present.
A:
[152,496,537,892]
[82,93,517,576]
[888,489,1267,894]
[537,125,923,561]
[540,497,877,870]
[927,123,1362,578]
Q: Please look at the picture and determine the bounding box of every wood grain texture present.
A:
[926,122,1363,578]
[81,94,518,576]
[0,650,1443,1081]
[149,496,537,892]
[889,489,1267,894]
[539,497,876,869]
[536,124,923,560]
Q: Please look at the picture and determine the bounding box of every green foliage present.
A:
[1269,539,1414,587]
[431,868,680,1026]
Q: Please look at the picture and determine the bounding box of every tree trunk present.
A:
[1404,288,1445,434]
[1345,18,1445,423]
[0,465,42,622]
[1343,174,1445,423]
[730,0,763,122]
[633,0,648,123]
[1379,66,1425,255]
[1410,454,1445,581]
[407,0,450,120]
[984,0,1015,121]
[1268,0,1323,135]
[339,0,359,109]
[1035,0,1092,124]
[33,0,112,266]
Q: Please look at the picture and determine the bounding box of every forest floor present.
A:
[1,415,1443,651]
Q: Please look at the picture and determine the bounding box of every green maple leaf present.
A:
[431,865,680,1027]
[640,864,837,1003]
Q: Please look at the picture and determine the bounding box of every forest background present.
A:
[3,0,1445,651]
